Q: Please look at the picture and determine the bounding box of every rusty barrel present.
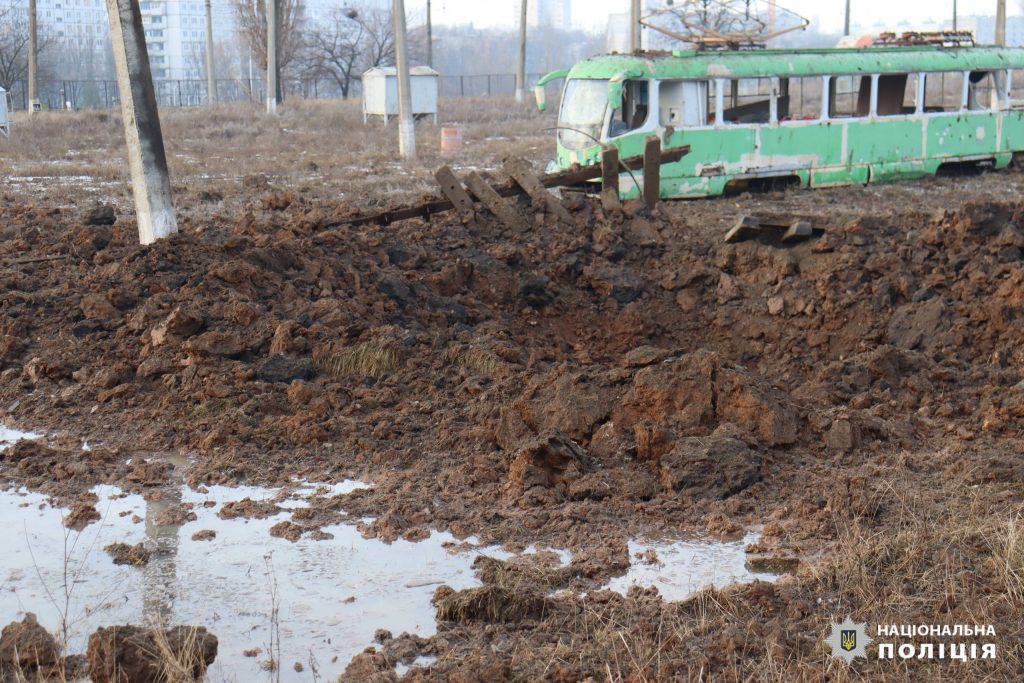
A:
[440,127,463,158]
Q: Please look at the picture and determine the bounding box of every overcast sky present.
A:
[426,0,1020,34]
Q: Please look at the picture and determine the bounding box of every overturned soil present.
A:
[2,169,1024,680]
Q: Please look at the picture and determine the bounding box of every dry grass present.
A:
[435,585,546,624]
[441,344,502,379]
[147,622,215,683]
[805,478,1024,680]
[0,97,556,212]
[313,340,403,379]
[994,516,1024,608]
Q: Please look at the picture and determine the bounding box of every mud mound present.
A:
[86,624,217,683]
[0,613,60,676]
[433,585,547,624]
[0,191,1022,553]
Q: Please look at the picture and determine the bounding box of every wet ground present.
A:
[2,136,1024,678]
[1,429,777,681]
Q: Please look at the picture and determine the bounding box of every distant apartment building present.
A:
[3,0,240,82]
[34,0,108,45]
[962,15,1024,46]
[512,0,572,29]
[140,0,236,80]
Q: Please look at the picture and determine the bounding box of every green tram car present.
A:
[536,46,1024,199]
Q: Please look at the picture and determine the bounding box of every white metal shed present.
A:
[362,66,439,124]
[0,88,9,138]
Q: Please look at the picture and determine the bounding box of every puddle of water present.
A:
[605,532,778,601]
[395,654,438,675]
[0,483,504,682]
[0,426,41,451]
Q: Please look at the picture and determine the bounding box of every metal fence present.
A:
[5,72,551,111]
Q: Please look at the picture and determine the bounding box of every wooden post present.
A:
[643,137,661,211]
[105,0,177,245]
[601,146,621,210]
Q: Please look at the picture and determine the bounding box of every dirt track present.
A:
[2,154,1024,679]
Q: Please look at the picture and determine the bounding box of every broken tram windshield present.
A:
[558,79,608,150]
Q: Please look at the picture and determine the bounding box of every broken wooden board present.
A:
[726,215,824,244]
[724,216,762,243]
[783,221,814,242]
[643,136,661,211]
[601,147,622,211]
[434,166,475,215]
[464,171,530,233]
[334,145,691,229]
[503,158,574,225]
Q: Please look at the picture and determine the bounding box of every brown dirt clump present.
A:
[434,585,548,624]
[104,542,151,567]
[86,624,217,683]
[338,647,396,683]
[0,613,60,676]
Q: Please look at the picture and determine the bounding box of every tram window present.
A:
[967,71,998,110]
[608,79,650,138]
[659,80,709,128]
[877,74,919,116]
[1010,69,1024,106]
[720,77,774,124]
[829,75,869,118]
[784,76,823,120]
[923,72,965,112]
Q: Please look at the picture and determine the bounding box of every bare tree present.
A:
[358,6,396,69]
[301,3,430,99]
[231,0,304,75]
[0,2,31,91]
[301,8,366,98]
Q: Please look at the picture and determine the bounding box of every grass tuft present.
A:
[313,341,402,379]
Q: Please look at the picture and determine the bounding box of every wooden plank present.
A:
[434,166,475,214]
[4,254,69,266]
[538,144,689,190]
[601,147,621,211]
[724,215,761,243]
[503,158,574,225]
[347,198,454,227]
[330,145,691,229]
[464,171,529,232]
[643,136,661,211]
[782,220,814,242]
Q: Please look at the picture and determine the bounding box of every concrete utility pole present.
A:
[28,0,37,112]
[204,0,216,104]
[426,0,433,69]
[393,0,415,159]
[515,0,527,102]
[844,0,851,37]
[952,0,957,31]
[266,0,279,114]
[996,0,1007,46]
[630,0,641,52]
[104,0,177,244]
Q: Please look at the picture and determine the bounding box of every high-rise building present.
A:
[140,1,236,80]
[8,0,240,82]
[514,0,572,29]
